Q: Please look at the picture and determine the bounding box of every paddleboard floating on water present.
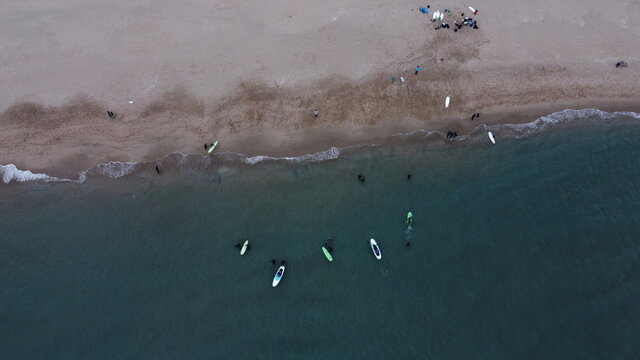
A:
[272,266,285,287]
[370,238,382,260]
[322,246,333,262]
[488,131,496,144]
[207,140,219,153]
[445,96,450,108]
[240,240,249,255]
[406,212,413,224]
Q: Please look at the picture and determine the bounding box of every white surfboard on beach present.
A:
[468,6,476,13]
[439,12,444,21]
[445,96,450,108]
[488,131,495,144]
[432,11,438,20]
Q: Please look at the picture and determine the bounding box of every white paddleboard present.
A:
[445,96,450,108]
[468,6,476,13]
[488,131,496,144]
[272,266,285,287]
[439,12,444,20]
[240,240,249,255]
[432,11,438,20]
[370,238,382,260]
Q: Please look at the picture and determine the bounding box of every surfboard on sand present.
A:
[488,131,496,144]
[468,6,476,13]
[445,96,450,108]
[207,141,219,153]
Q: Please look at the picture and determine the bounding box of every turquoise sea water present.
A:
[1,110,639,359]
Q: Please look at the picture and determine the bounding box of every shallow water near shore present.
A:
[1,113,640,359]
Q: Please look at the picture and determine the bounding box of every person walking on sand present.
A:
[415,66,421,75]
[313,109,320,117]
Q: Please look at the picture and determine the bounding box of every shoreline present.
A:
[1,104,639,183]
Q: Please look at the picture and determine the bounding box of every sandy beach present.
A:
[1,0,639,174]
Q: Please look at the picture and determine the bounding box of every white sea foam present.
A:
[0,164,63,184]
[243,147,341,165]
[86,161,139,179]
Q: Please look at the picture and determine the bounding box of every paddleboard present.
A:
[207,140,219,153]
[445,96,450,108]
[322,246,333,262]
[468,6,476,13]
[439,12,444,20]
[370,238,382,260]
[272,266,285,287]
[488,131,496,144]
[432,11,438,20]
[240,240,249,255]
[406,211,413,224]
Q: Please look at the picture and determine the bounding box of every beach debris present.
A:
[616,61,628,68]
[445,96,450,108]
[107,111,116,119]
[488,131,496,144]
[391,76,396,83]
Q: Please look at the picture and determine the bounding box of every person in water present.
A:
[324,243,333,252]
[234,242,240,248]
[270,259,276,265]
[281,260,286,265]
[407,174,412,180]
[406,241,411,247]
[204,144,208,150]
[155,165,160,174]
[358,174,365,182]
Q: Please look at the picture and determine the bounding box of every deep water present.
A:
[1,112,639,359]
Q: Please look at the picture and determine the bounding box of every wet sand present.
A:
[1,0,639,173]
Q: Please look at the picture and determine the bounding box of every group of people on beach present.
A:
[425,5,480,32]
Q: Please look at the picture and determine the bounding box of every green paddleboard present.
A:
[207,140,219,153]
[322,246,333,262]
[240,240,249,255]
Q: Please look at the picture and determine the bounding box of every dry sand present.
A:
[1,0,639,173]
